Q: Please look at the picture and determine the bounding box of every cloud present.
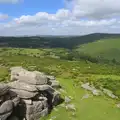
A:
[67,0,120,19]
[1,0,120,36]
[0,0,21,4]
[14,9,73,26]
[0,14,8,20]
[0,10,119,36]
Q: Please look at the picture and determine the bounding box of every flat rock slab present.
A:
[18,73,47,85]
[10,66,27,81]
[36,85,55,92]
[10,89,38,99]
[10,66,25,71]
[8,81,38,92]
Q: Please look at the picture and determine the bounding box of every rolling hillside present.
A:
[1,35,120,119]
[0,33,120,49]
[75,38,120,61]
[1,53,120,120]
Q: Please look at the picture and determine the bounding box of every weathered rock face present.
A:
[0,84,20,120]
[0,66,63,120]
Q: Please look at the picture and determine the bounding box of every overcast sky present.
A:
[0,0,120,36]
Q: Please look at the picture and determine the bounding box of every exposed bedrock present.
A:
[0,66,63,120]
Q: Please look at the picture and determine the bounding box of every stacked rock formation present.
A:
[0,83,20,120]
[0,66,62,120]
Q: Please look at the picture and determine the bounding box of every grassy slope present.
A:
[42,78,120,120]
[1,48,120,120]
[76,38,120,61]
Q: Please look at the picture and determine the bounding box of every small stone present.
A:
[59,89,66,93]
[47,75,55,80]
[72,112,76,116]
[65,96,71,104]
[116,103,120,108]
[92,89,102,96]
[81,83,93,91]
[51,116,57,120]
[81,94,90,100]
[66,104,76,111]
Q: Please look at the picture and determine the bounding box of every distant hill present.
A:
[0,33,120,49]
[75,37,120,61]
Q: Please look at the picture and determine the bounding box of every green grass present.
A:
[0,67,9,82]
[0,48,120,120]
[1,55,120,76]
[41,78,120,120]
[76,38,120,61]
[0,47,69,59]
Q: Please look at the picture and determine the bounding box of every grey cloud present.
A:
[68,0,120,19]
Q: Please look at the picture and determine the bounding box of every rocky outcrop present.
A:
[0,66,63,120]
[81,83,118,99]
[81,83,102,96]
[0,83,20,120]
